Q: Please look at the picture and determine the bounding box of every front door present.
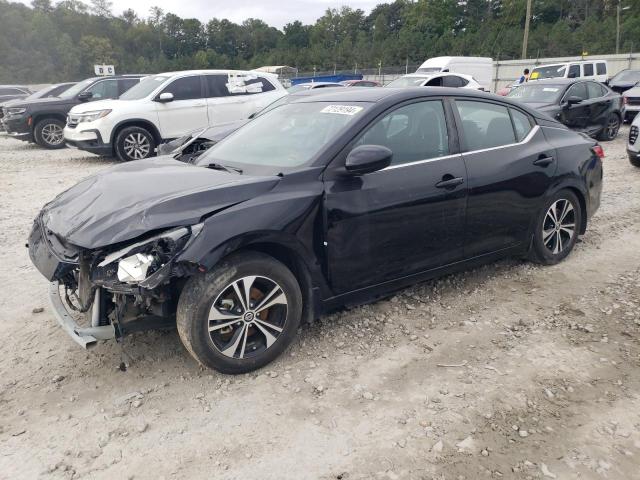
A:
[155,75,209,139]
[452,98,557,257]
[560,82,590,130]
[324,99,467,294]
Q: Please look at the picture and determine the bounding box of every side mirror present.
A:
[156,92,174,103]
[345,145,392,175]
[565,95,583,106]
[77,91,93,101]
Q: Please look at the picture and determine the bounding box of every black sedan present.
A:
[507,78,623,141]
[28,88,603,373]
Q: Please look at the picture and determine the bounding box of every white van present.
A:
[416,57,493,91]
[529,60,608,83]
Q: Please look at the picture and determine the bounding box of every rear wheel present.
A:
[529,190,582,265]
[34,118,65,149]
[597,113,620,141]
[177,252,302,374]
[115,126,155,161]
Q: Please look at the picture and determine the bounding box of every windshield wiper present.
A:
[206,162,243,174]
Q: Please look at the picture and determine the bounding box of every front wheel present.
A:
[115,126,156,161]
[597,113,620,141]
[177,252,302,374]
[529,190,582,265]
[34,118,66,149]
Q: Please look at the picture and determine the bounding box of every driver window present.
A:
[355,100,449,166]
[86,79,119,99]
[565,83,588,101]
[568,65,580,78]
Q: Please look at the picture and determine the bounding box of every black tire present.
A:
[33,118,66,149]
[177,252,302,374]
[529,190,582,265]
[115,126,156,161]
[597,113,620,141]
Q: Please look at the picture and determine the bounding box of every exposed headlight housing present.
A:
[74,109,112,123]
[6,107,26,115]
[96,226,200,285]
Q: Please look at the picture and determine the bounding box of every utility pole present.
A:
[522,0,532,59]
[616,2,630,54]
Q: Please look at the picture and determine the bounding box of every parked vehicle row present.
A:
[28,87,604,373]
[2,75,144,148]
[507,78,623,141]
[65,70,286,161]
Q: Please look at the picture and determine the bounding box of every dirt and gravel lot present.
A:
[0,129,639,480]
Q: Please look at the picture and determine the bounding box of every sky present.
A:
[18,0,382,29]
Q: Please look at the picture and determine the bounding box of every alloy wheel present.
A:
[123,132,151,159]
[208,276,288,359]
[41,123,64,146]
[542,199,576,255]
[606,115,620,140]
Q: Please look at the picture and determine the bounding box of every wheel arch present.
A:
[191,234,324,325]
[564,186,588,234]
[110,119,162,146]
[31,112,67,133]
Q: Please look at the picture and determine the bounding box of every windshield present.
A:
[59,78,95,99]
[198,101,370,170]
[507,84,563,103]
[612,70,640,84]
[25,85,58,100]
[530,65,566,80]
[120,75,169,100]
[385,76,429,87]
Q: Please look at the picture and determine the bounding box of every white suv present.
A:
[64,70,287,161]
[628,114,639,167]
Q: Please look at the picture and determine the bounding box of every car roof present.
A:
[156,69,279,79]
[0,85,30,89]
[298,82,344,87]
[286,86,557,121]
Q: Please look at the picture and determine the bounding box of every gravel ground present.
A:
[0,130,639,480]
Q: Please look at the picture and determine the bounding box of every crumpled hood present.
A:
[41,157,279,249]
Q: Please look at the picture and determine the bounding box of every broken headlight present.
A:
[96,225,199,285]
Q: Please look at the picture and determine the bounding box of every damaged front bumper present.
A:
[48,282,115,348]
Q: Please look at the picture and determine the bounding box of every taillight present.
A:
[592,145,605,159]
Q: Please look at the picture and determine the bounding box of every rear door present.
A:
[585,81,613,132]
[155,75,208,138]
[452,99,557,257]
[324,99,467,293]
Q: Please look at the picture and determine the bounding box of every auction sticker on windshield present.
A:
[320,105,364,115]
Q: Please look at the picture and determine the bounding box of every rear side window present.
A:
[86,79,119,99]
[443,75,468,87]
[583,63,594,76]
[455,100,516,150]
[510,109,533,142]
[425,77,443,87]
[161,76,203,100]
[565,82,588,101]
[205,75,230,98]
[597,63,607,75]
[356,100,449,165]
[568,65,580,78]
[587,82,606,98]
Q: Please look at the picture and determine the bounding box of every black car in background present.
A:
[0,85,31,103]
[0,82,75,131]
[607,69,640,94]
[28,88,603,373]
[507,78,623,141]
[2,75,144,149]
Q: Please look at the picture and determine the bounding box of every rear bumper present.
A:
[628,148,639,161]
[48,282,115,348]
[64,127,112,156]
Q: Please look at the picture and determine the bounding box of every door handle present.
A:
[533,155,554,167]
[435,176,464,189]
